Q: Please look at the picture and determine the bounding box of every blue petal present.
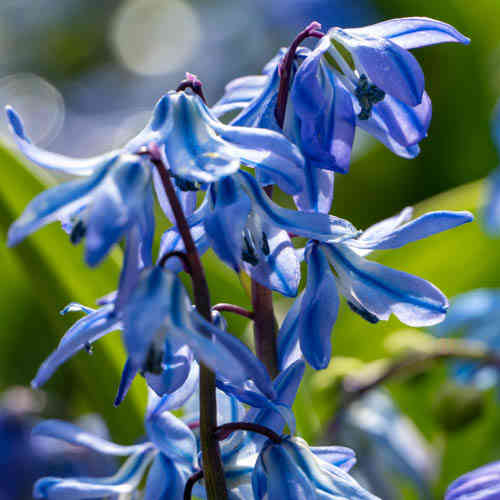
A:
[32,304,119,388]
[330,27,425,107]
[291,37,356,173]
[349,209,473,253]
[278,292,305,371]
[7,163,110,247]
[137,184,155,267]
[347,17,470,50]
[32,419,146,455]
[365,91,432,148]
[144,454,192,500]
[241,215,300,297]
[236,171,357,242]
[114,358,139,407]
[245,360,305,440]
[259,442,316,500]
[5,106,120,175]
[33,445,156,499]
[145,407,197,466]
[149,361,200,413]
[204,178,251,271]
[252,453,268,500]
[322,243,448,326]
[85,155,152,266]
[298,244,339,369]
[445,461,500,500]
[293,162,334,214]
[311,446,356,472]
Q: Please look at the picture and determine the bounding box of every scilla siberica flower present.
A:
[279,207,473,369]
[432,289,500,391]
[215,18,469,174]
[445,460,500,500]
[483,100,500,234]
[5,86,305,266]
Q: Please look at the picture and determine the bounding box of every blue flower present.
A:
[5,90,305,263]
[252,435,377,500]
[445,460,500,500]
[337,391,436,500]
[159,171,357,297]
[483,101,500,235]
[432,289,500,391]
[32,361,307,499]
[279,207,473,369]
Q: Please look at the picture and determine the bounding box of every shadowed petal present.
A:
[144,454,192,500]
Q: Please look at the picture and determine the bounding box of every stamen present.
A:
[84,342,93,354]
[261,231,270,256]
[347,300,379,324]
[141,346,164,375]
[173,174,199,192]
[242,232,259,266]
[70,220,86,245]
[354,74,385,120]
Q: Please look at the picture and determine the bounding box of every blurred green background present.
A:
[0,0,499,498]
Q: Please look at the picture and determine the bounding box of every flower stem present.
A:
[212,303,254,320]
[275,21,324,128]
[150,150,228,500]
[215,422,282,444]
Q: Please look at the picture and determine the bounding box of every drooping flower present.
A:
[279,207,473,369]
[432,289,500,391]
[5,88,305,265]
[336,391,437,500]
[32,361,308,499]
[445,460,500,500]
[252,435,378,500]
[159,170,358,297]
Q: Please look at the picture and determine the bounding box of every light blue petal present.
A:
[236,171,357,242]
[204,178,251,271]
[445,461,500,500]
[212,74,270,118]
[85,155,152,266]
[32,304,119,388]
[349,209,473,253]
[242,216,300,297]
[298,244,339,369]
[282,437,379,499]
[137,184,155,267]
[145,408,197,466]
[144,455,192,500]
[33,445,156,499]
[293,162,334,214]
[6,105,120,175]
[252,453,268,500]
[7,163,110,247]
[32,420,146,455]
[330,27,425,107]
[311,447,356,472]
[322,243,448,326]
[355,206,413,245]
[346,17,470,50]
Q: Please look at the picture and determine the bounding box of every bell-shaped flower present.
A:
[32,360,306,499]
[6,107,155,267]
[159,171,357,297]
[279,207,473,370]
[252,435,378,500]
[445,460,500,500]
[336,391,437,499]
[432,289,500,391]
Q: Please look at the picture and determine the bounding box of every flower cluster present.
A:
[5,16,472,500]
